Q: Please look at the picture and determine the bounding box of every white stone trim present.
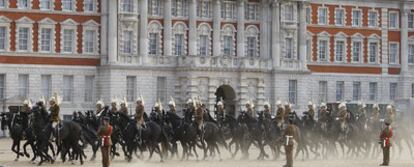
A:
[83,0,98,13]
[388,42,399,65]
[61,0,76,12]
[281,2,297,23]
[351,33,364,63]
[17,0,32,9]
[38,18,57,53]
[305,6,312,24]
[306,32,314,62]
[317,6,329,25]
[82,21,100,55]
[388,10,399,29]
[351,8,362,27]
[317,31,330,62]
[334,32,347,63]
[220,24,236,57]
[15,17,34,53]
[60,19,79,54]
[334,7,345,26]
[197,23,212,56]
[0,16,11,52]
[172,21,188,56]
[39,0,55,11]
[245,25,259,57]
[367,9,379,28]
[367,34,380,64]
[148,20,163,55]
[0,0,9,8]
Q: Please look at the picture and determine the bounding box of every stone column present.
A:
[271,1,280,68]
[298,2,307,69]
[139,0,148,57]
[100,0,108,64]
[380,8,389,74]
[188,0,197,56]
[260,0,269,58]
[237,0,245,57]
[108,0,118,63]
[213,0,221,56]
[401,9,409,73]
[164,0,172,56]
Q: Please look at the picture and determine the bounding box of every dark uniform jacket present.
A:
[49,104,60,122]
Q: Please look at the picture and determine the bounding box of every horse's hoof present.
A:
[14,158,18,161]
[25,153,30,158]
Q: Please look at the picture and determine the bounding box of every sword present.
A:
[285,135,293,146]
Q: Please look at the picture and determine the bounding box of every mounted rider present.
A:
[214,100,225,127]
[96,100,106,117]
[49,94,61,129]
[283,114,300,167]
[356,101,367,128]
[318,103,330,130]
[337,102,349,132]
[283,102,293,122]
[110,97,119,114]
[20,99,32,130]
[167,97,176,113]
[306,101,316,122]
[150,99,165,127]
[275,100,285,128]
[135,96,146,129]
[385,105,395,126]
[183,98,195,123]
[119,98,129,116]
[244,99,255,117]
[194,99,204,136]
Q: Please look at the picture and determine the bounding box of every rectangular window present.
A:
[288,80,297,105]
[318,81,328,103]
[335,9,344,26]
[285,5,294,21]
[84,0,95,12]
[40,28,52,52]
[318,8,327,25]
[369,82,378,101]
[306,39,311,61]
[408,44,414,63]
[63,29,75,53]
[285,37,293,59]
[335,40,345,62]
[389,12,399,29]
[62,75,74,102]
[172,0,188,17]
[412,83,414,98]
[223,36,233,56]
[18,74,29,98]
[40,0,52,10]
[336,81,344,101]
[368,11,377,27]
[123,31,133,54]
[0,27,6,50]
[197,0,211,18]
[352,81,361,101]
[409,13,414,29]
[306,7,311,24]
[84,30,95,53]
[352,41,361,62]
[174,34,184,56]
[62,0,74,11]
[156,77,167,103]
[149,0,162,16]
[149,33,158,55]
[0,0,6,8]
[0,74,4,100]
[121,0,133,12]
[390,82,398,100]
[221,2,236,19]
[352,10,361,27]
[247,37,257,57]
[41,75,51,100]
[389,43,399,64]
[318,40,328,61]
[19,0,29,9]
[126,76,136,102]
[199,35,208,56]
[18,27,29,51]
[369,42,378,63]
[84,76,94,102]
[245,4,259,20]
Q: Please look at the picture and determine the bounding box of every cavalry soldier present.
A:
[135,97,146,129]
[284,102,293,122]
[385,105,395,125]
[371,104,380,120]
[183,99,195,123]
[96,100,105,117]
[275,100,285,128]
[20,99,32,130]
[110,98,118,113]
[119,98,129,115]
[150,101,165,126]
[337,102,348,131]
[244,100,254,117]
[379,119,393,166]
[194,100,204,136]
[318,103,330,130]
[307,101,315,122]
[49,95,61,129]
[263,101,272,120]
[356,102,367,127]
[215,100,225,127]
[283,114,300,167]
[167,97,176,113]
[97,117,113,167]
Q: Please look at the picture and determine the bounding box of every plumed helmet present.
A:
[217,101,223,106]
[23,99,32,109]
[373,103,379,109]
[38,96,46,105]
[96,100,104,107]
[168,96,176,108]
[338,102,347,109]
[320,102,327,108]
[308,101,313,106]
[276,100,282,108]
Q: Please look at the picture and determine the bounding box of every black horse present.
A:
[237,111,267,160]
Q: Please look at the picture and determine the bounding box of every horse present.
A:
[237,111,267,160]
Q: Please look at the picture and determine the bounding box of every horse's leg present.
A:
[23,141,30,158]
[191,143,199,160]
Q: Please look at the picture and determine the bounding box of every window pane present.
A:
[84,76,94,102]
[199,35,208,56]
[285,38,292,59]
[63,76,74,102]
[156,77,167,103]
[174,34,184,56]
[336,81,344,101]
[126,76,136,102]
[288,80,297,104]
[85,30,95,53]
[41,28,52,52]
[0,27,6,50]
[318,81,327,103]
[352,41,361,62]
[41,75,51,100]
[149,33,158,55]
[369,82,377,101]
[409,44,414,63]
[389,43,398,64]
[18,74,29,98]
[62,0,73,10]
[18,27,29,51]
[335,41,344,62]
[352,82,361,101]
[390,83,398,100]
[369,42,378,63]
[63,29,74,53]
[0,74,4,100]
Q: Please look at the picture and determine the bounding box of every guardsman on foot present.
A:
[97,117,113,167]
[379,119,393,166]
[283,114,299,167]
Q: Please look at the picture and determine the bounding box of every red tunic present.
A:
[98,125,113,146]
[380,127,393,147]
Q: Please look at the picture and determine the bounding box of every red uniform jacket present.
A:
[380,127,393,147]
[98,125,113,146]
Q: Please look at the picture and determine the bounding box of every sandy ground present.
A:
[0,138,413,167]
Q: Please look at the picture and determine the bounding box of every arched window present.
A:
[148,21,163,55]
[221,24,236,56]
[172,22,188,56]
[197,23,212,56]
[245,25,259,57]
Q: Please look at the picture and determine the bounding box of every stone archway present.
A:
[215,85,236,117]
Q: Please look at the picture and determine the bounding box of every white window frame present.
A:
[336,81,345,101]
[62,75,74,102]
[367,35,380,64]
[334,8,345,26]
[0,74,5,100]
[40,0,54,10]
[172,0,188,17]
[317,32,330,62]
[368,10,378,28]
[389,42,399,64]
[285,37,293,59]
[122,30,134,54]
[409,42,414,64]
[172,22,188,56]
[197,23,212,56]
[18,74,29,99]
[156,76,168,103]
[148,21,163,55]
[0,0,8,8]
[60,19,78,54]
[197,0,212,18]
[318,81,328,103]
[0,16,11,52]
[352,9,362,27]
[306,34,313,62]
[245,3,260,21]
[221,24,236,56]
[389,11,399,29]
[84,75,95,102]
[283,3,295,22]
[221,1,237,20]
[61,0,75,11]
[245,25,259,57]
[334,33,347,63]
[318,7,328,25]
[126,76,137,102]
[38,18,56,53]
[288,80,297,105]
[39,28,53,53]
[390,82,398,100]
[17,0,31,9]
[62,29,76,54]
[148,0,163,16]
[120,0,133,13]
[352,81,361,101]
[351,34,364,63]
[306,7,311,24]
[369,82,378,101]
[408,12,414,29]
[82,20,100,55]
[84,0,96,12]
[41,75,51,100]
